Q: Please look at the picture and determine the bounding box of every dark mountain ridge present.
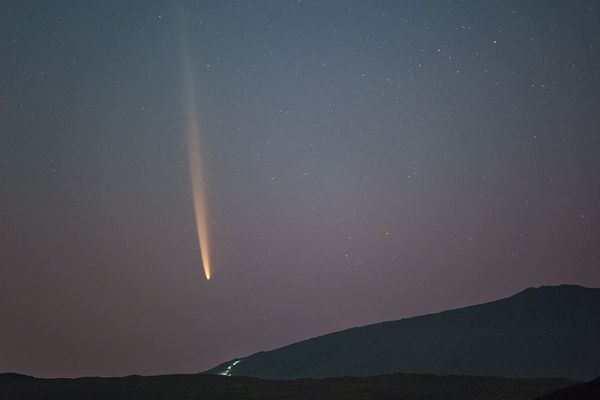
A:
[207,285,600,380]
[536,376,600,399]
[0,372,579,400]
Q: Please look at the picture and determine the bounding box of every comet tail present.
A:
[179,13,212,280]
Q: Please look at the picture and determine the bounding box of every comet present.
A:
[179,10,212,280]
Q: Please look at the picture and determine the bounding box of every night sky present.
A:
[2,0,599,378]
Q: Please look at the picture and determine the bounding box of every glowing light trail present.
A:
[217,359,242,376]
[179,11,212,280]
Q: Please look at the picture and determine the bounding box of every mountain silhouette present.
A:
[0,372,578,400]
[535,376,600,399]
[207,285,600,380]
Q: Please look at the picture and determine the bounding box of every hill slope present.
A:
[0,372,578,400]
[208,285,600,380]
[536,376,600,400]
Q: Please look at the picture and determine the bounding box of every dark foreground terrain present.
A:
[0,372,578,400]
[208,285,600,380]
[535,376,600,399]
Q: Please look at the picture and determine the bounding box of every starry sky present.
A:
[2,0,599,378]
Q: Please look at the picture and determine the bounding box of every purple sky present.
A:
[2,0,599,377]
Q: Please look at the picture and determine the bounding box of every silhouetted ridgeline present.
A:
[208,285,600,380]
[0,372,579,400]
[535,376,600,399]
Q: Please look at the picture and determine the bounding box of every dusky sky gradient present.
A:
[2,0,599,378]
